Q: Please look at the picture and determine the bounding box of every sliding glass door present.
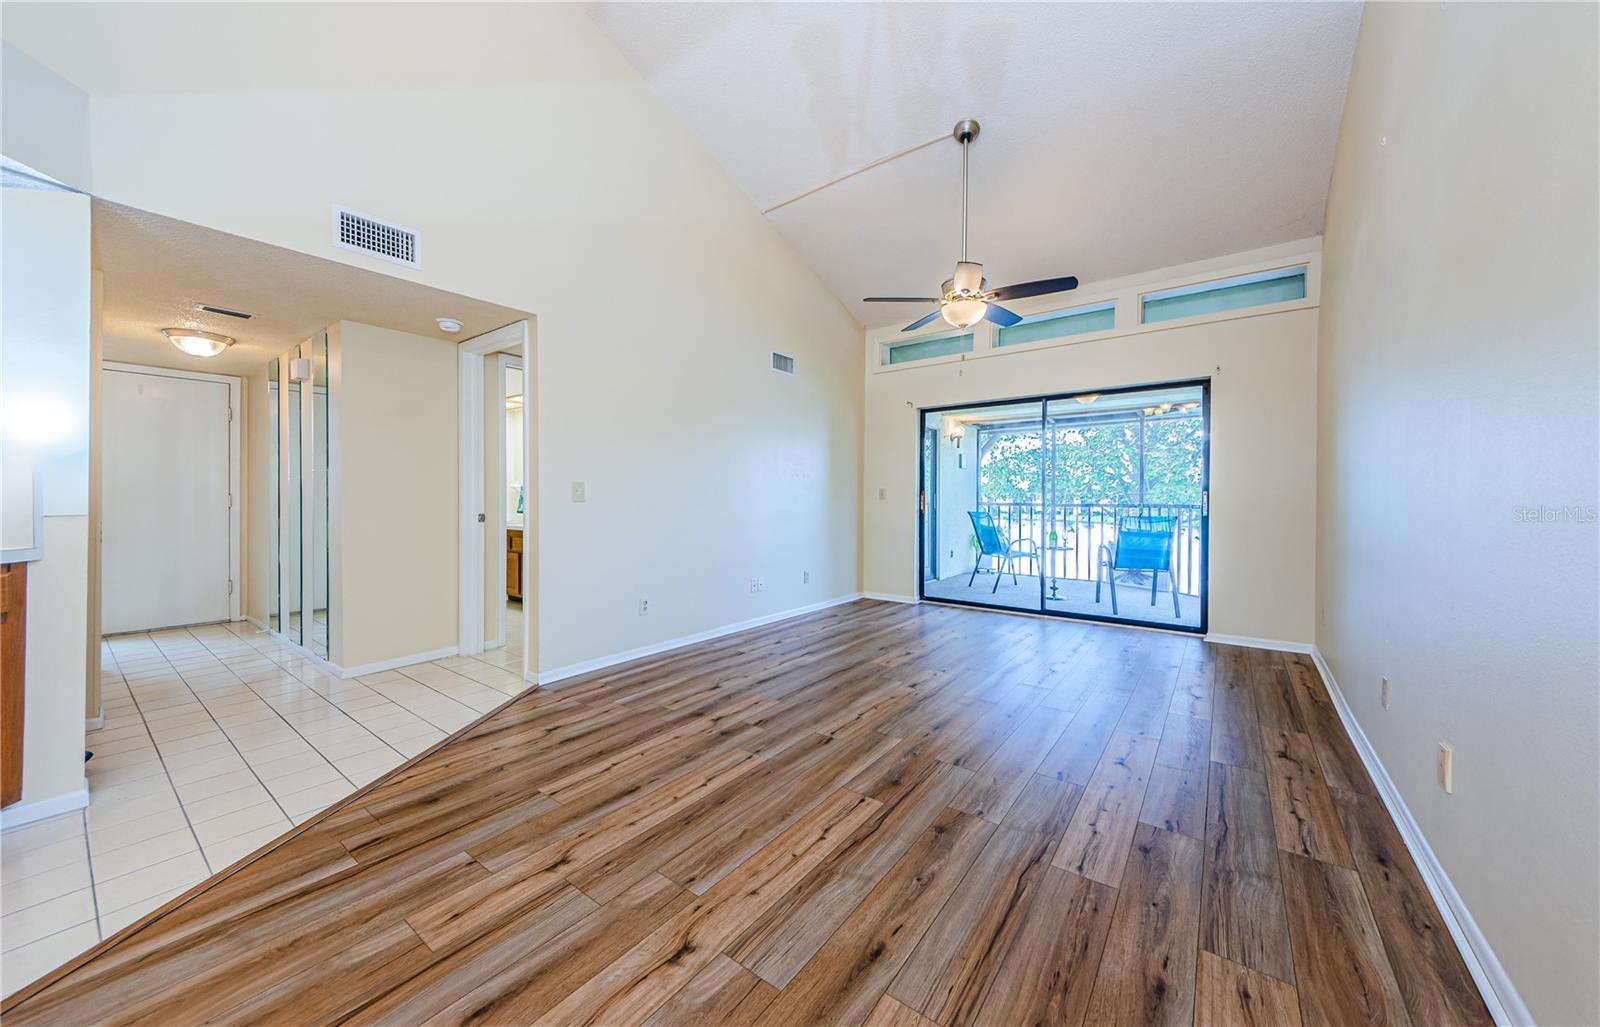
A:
[918,380,1208,631]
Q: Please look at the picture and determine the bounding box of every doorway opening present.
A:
[492,354,525,651]
[918,379,1209,631]
[456,320,533,680]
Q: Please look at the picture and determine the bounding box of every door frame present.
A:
[920,425,939,582]
[103,361,242,625]
[456,321,532,678]
[915,376,1210,634]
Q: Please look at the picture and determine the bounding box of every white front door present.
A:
[102,368,232,634]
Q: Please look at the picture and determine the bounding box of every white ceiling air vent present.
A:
[771,352,796,375]
[332,205,419,268]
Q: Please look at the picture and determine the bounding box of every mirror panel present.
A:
[267,357,280,632]
[286,347,304,646]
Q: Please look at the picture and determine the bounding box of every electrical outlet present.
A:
[750,578,758,593]
[878,488,887,500]
[571,481,586,503]
[757,577,765,592]
[1381,676,1391,708]
[638,598,649,616]
[1437,742,1454,794]
[803,570,810,584]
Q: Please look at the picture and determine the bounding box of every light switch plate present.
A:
[571,481,586,503]
[1437,742,1454,794]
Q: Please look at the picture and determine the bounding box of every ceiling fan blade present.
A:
[901,309,946,332]
[983,303,1023,327]
[989,275,1079,301]
[864,296,940,303]
[953,262,983,293]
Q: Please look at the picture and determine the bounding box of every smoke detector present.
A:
[436,317,463,334]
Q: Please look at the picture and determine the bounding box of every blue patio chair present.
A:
[967,510,1040,594]
[1096,514,1181,617]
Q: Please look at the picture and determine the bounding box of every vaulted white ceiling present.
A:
[589,2,1361,327]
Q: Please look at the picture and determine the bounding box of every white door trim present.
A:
[103,361,242,623]
[457,321,529,665]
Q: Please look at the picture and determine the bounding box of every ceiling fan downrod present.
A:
[954,119,979,263]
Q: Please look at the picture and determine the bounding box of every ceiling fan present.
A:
[864,119,1079,332]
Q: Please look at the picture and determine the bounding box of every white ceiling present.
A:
[588,2,1361,327]
[94,200,529,376]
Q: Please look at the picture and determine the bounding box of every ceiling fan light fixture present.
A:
[162,328,234,358]
[941,296,988,329]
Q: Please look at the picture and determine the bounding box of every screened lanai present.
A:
[919,382,1207,629]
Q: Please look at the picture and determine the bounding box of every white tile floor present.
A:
[0,602,528,998]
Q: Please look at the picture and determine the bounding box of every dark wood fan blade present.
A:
[984,303,1023,327]
[901,310,946,332]
[989,275,1078,301]
[864,296,940,303]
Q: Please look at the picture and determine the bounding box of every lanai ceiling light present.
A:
[162,328,234,358]
[863,120,1081,332]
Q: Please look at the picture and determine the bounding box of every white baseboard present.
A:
[537,594,863,686]
[1203,632,1314,654]
[239,615,457,680]
[1310,647,1529,1026]
[337,645,460,679]
[85,714,104,731]
[862,592,919,604]
[1,781,89,830]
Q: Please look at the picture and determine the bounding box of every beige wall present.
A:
[2,187,92,815]
[243,366,271,626]
[2,3,864,676]
[85,269,103,719]
[331,321,458,670]
[1317,4,1599,1023]
[19,518,89,809]
[0,40,88,189]
[865,301,1319,645]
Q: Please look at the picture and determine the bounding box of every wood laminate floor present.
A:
[2,600,1492,1026]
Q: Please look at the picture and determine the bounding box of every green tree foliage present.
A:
[978,413,1202,505]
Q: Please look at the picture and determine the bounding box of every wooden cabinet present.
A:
[2,562,26,808]
[506,529,523,601]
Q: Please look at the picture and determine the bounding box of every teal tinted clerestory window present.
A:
[1141,266,1306,323]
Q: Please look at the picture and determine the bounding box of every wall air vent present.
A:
[771,352,796,375]
[332,205,420,268]
[198,304,254,320]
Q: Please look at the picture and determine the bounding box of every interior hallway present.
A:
[0,616,527,997]
[2,601,1490,1024]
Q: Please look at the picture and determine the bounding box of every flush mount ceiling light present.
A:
[162,328,234,358]
[436,317,463,334]
[864,120,1081,332]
